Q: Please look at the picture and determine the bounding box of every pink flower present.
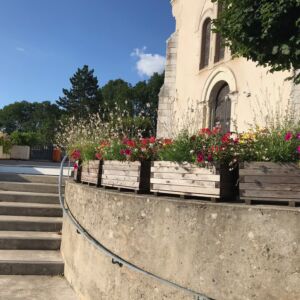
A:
[95,153,102,160]
[285,132,293,141]
[141,138,149,146]
[120,149,125,155]
[149,136,156,143]
[297,133,300,140]
[197,153,204,163]
[125,149,132,156]
[297,145,300,154]
[73,163,78,170]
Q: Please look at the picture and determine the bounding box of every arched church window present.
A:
[200,18,212,69]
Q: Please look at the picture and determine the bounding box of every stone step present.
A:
[0,191,59,204]
[0,250,64,275]
[0,173,61,184]
[0,182,59,194]
[0,216,62,232]
[0,231,61,250]
[0,202,62,217]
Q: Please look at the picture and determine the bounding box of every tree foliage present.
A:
[0,101,61,144]
[212,0,300,83]
[57,65,102,118]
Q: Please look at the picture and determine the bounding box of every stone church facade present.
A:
[157,0,300,138]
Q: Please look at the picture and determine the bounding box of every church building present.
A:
[157,0,300,137]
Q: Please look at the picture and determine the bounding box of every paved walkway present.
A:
[0,160,72,176]
[0,276,78,299]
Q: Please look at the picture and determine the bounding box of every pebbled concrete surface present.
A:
[0,276,78,300]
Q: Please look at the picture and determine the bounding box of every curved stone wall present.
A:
[62,181,300,300]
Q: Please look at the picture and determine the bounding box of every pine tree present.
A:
[57,65,102,118]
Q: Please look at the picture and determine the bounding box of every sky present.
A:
[0,0,175,108]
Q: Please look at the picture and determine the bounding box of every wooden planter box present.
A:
[239,162,300,206]
[151,161,238,201]
[81,160,102,186]
[101,160,151,193]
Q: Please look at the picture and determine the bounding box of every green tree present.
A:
[212,0,300,83]
[0,101,61,144]
[57,65,102,118]
[101,79,133,115]
[132,72,164,132]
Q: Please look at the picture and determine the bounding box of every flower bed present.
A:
[238,129,300,206]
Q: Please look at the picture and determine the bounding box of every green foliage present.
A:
[239,128,300,162]
[212,0,300,83]
[158,132,194,162]
[0,101,61,144]
[80,142,98,162]
[0,133,12,154]
[10,131,40,146]
[57,65,102,118]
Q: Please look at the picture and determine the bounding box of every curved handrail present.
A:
[59,155,215,300]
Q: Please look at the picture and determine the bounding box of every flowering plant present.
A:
[238,127,300,162]
[96,136,165,162]
[157,128,239,168]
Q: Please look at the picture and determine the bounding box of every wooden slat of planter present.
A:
[81,172,98,178]
[151,178,217,188]
[102,165,140,171]
[103,169,140,177]
[151,183,219,195]
[151,189,220,198]
[101,175,139,182]
[152,172,220,181]
[104,161,141,166]
[240,183,300,191]
[153,161,217,170]
[240,168,300,176]
[240,189,300,199]
[151,166,217,175]
[240,176,300,184]
[102,179,139,189]
[241,162,299,169]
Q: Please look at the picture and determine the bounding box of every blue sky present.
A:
[0,0,174,108]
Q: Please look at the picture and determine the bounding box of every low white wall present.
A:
[0,146,10,160]
[10,145,30,160]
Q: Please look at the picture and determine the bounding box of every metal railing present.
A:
[59,155,215,300]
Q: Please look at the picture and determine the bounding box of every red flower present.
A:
[71,150,81,160]
[190,135,196,141]
[285,132,293,141]
[120,149,125,155]
[95,153,102,160]
[297,145,300,154]
[149,136,156,143]
[212,126,221,134]
[199,128,211,136]
[197,153,204,163]
[126,140,136,148]
[141,138,149,146]
[211,146,220,153]
[207,154,213,162]
[73,163,78,170]
[163,139,172,145]
[125,149,132,156]
[222,133,231,143]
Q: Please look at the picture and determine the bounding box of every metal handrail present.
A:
[59,155,215,300]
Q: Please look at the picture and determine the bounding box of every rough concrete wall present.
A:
[156,32,178,138]
[62,181,300,300]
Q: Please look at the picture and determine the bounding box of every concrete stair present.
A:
[0,174,64,275]
[0,250,64,275]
